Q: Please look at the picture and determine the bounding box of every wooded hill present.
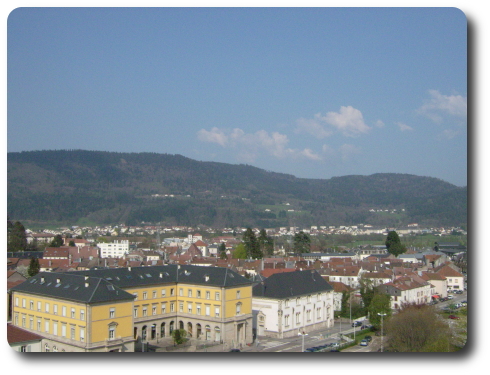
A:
[7,150,467,228]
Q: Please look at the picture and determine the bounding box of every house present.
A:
[98,240,130,258]
[7,323,44,352]
[434,264,465,291]
[420,271,448,299]
[376,275,432,310]
[252,270,334,339]
[326,281,354,312]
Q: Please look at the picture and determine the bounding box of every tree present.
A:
[340,291,350,317]
[258,229,274,257]
[367,293,392,330]
[232,243,247,259]
[293,231,311,254]
[49,234,64,248]
[242,228,262,259]
[69,240,76,247]
[171,328,187,345]
[8,220,28,252]
[218,242,228,259]
[28,257,40,277]
[385,304,451,352]
[385,231,407,257]
[359,277,376,314]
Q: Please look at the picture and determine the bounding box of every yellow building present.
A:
[10,264,253,352]
[10,273,135,352]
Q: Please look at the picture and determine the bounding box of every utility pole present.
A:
[378,312,387,352]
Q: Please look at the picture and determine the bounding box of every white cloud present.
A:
[295,106,371,138]
[396,122,414,132]
[440,129,459,140]
[418,89,467,123]
[375,120,385,128]
[197,127,228,147]
[197,127,323,162]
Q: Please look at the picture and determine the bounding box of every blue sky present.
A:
[7,7,467,186]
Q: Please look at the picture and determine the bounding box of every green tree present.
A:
[367,293,392,330]
[385,304,451,352]
[28,257,40,277]
[258,229,274,257]
[218,242,227,259]
[69,240,76,247]
[49,234,64,248]
[8,221,28,252]
[359,277,376,314]
[171,328,187,345]
[340,291,350,317]
[293,231,311,254]
[385,231,407,257]
[242,228,262,259]
[232,243,247,259]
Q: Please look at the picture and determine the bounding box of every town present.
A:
[7,221,467,353]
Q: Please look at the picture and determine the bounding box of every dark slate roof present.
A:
[69,264,252,288]
[252,270,333,299]
[10,272,134,304]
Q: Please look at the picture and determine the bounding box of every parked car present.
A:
[330,343,339,348]
[461,301,467,307]
[352,321,362,327]
[360,339,368,346]
[365,335,372,342]
[229,349,241,352]
[447,295,454,300]
[448,315,460,320]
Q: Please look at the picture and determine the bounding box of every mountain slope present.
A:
[7,150,467,228]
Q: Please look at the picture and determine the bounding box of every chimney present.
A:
[41,277,45,283]
[85,282,89,288]
[159,272,163,278]
[128,267,131,271]
[84,275,89,281]
[205,275,209,282]
[56,278,60,284]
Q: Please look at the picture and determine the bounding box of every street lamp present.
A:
[298,331,308,352]
[378,312,387,352]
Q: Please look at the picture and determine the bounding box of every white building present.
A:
[98,240,129,258]
[252,270,334,339]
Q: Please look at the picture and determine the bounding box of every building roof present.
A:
[7,324,44,344]
[69,264,252,288]
[10,272,135,304]
[252,270,333,299]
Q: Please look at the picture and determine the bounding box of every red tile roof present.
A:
[7,324,44,344]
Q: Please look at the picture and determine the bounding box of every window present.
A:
[215,292,220,301]
[152,290,157,299]
[53,322,58,336]
[196,304,201,315]
[188,289,193,298]
[37,301,41,311]
[205,305,210,316]
[296,298,300,305]
[134,307,138,318]
[197,290,201,298]
[20,346,27,352]
[236,303,242,315]
[14,314,18,326]
[317,307,321,320]
[170,288,175,296]
[45,344,50,352]
[143,307,148,317]
[133,293,138,301]
[45,303,50,313]
[236,291,241,299]
[179,302,183,313]
[306,309,311,321]
[215,307,220,318]
[285,299,289,307]
[143,292,148,300]
[296,312,301,324]
[29,317,33,329]
[285,315,289,327]
[80,328,85,342]
[22,316,26,327]
[15,297,18,307]
[170,303,175,312]
[45,320,49,333]
[161,289,166,297]
[206,291,210,300]
[188,303,192,314]
[179,288,183,297]
[71,326,76,340]
[37,319,41,331]
[109,308,115,319]
[22,299,26,308]
[307,295,311,303]
[30,300,34,310]
[152,305,157,315]
[61,324,67,338]
[80,309,85,320]
[109,325,116,340]
[71,308,76,319]
[62,306,66,317]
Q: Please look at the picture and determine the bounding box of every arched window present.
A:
[44,343,50,352]
[160,322,166,337]
[214,326,221,342]
[142,325,147,340]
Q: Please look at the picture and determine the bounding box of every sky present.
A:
[7,7,468,187]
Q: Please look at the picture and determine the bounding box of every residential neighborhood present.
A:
[7,222,467,353]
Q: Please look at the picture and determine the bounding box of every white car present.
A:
[447,295,454,300]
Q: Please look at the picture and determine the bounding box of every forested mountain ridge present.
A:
[7,150,467,228]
